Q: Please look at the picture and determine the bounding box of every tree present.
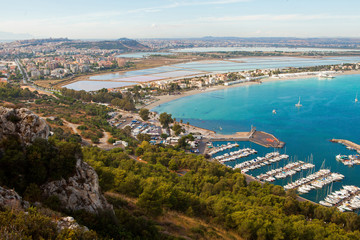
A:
[159,112,173,129]
[91,136,100,144]
[139,108,150,121]
[160,133,168,139]
[168,83,180,93]
[172,123,184,136]
[178,135,188,149]
[137,183,163,217]
[137,133,151,142]
[168,159,178,171]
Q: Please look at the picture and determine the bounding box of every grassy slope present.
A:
[106,192,242,240]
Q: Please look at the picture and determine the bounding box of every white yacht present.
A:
[295,97,302,107]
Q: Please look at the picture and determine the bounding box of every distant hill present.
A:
[144,37,360,49]
[61,38,149,50]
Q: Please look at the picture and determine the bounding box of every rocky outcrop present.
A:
[42,159,113,214]
[0,107,112,214]
[0,186,29,210]
[0,106,49,145]
[57,216,89,231]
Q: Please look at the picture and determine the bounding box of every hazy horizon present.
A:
[2,35,360,42]
[1,0,360,39]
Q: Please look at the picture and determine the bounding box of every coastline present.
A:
[59,55,360,89]
[146,69,360,206]
[147,81,259,110]
[147,70,360,110]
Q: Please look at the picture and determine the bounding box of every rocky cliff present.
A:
[0,106,49,144]
[0,106,112,214]
[42,159,113,214]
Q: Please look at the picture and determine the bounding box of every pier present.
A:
[209,131,254,142]
[209,127,285,149]
[250,130,285,148]
[330,139,360,153]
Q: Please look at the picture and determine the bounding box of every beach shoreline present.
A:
[147,70,360,110]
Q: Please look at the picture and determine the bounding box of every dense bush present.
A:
[0,207,97,239]
[60,87,135,110]
[0,83,36,101]
[0,135,80,194]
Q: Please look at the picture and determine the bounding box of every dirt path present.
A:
[62,119,80,135]
[97,131,115,149]
[62,119,114,148]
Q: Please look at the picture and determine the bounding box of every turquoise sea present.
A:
[153,74,360,203]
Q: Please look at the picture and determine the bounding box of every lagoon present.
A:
[117,52,173,58]
[173,47,360,53]
[63,56,360,91]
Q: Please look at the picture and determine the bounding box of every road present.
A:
[15,58,28,85]
[15,58,53,94]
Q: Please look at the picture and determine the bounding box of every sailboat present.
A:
[295,97,302,107]
[355,93,358,103]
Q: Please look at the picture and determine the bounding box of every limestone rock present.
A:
[0,186,29,210]
[56,216,89,232]
[42,159,113,214]
[0,107,112,214]
[0,106,49,145]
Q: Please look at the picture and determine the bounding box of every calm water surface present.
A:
[173,47,360,52]
[153,74,360,203]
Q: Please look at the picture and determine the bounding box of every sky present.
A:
[1,0,360,39]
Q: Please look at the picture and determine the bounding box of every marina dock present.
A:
[233,152,289,173]
[216,148,257,163]
[257,161,315,182]
[320,186,360,212]
[284,169,344,194]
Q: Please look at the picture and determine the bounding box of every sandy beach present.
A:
[146,81,259,110]
[147,69,360,110]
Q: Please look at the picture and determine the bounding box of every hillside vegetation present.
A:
[61,38,149,50]
[2,83,360,239]
[83,142,360,240]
